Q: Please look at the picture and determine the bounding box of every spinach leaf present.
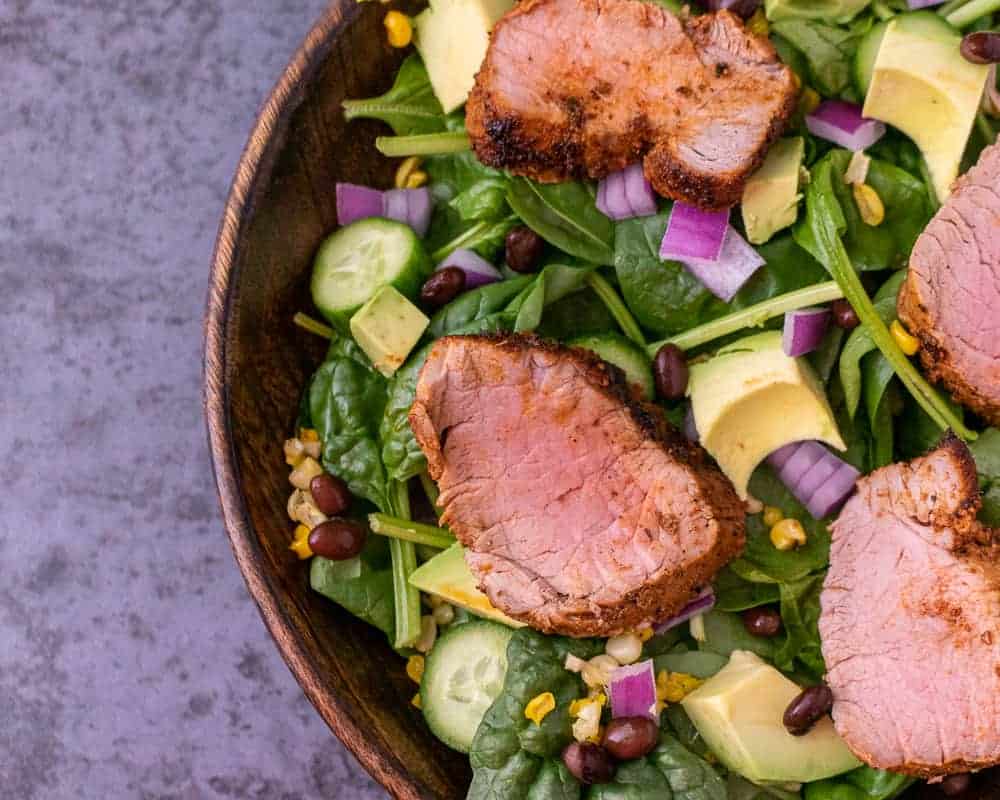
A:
[970,428,1000,526]
[309,339,390,510]
[862,353,895,469]
[537,288,619,340]
[589,736,727,800]
[341,54,448,135]
[310,535,395,638]
[773,575,825,678]
[766,0,873,25]
[451,177,511,222]
[426,277,533,338]
[654,651,728,680]
[729,774,802,800]
[769,20,860,98]
[507,178,614,265]
[507,263,597,333]
[713,566,781,612]
[805,766,913,800]
[379,343,432,483]
[699,610,779,661]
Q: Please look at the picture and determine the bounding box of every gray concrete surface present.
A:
[1,2,387,797]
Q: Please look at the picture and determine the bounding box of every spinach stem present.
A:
[342,99,441,125]
[938,0,969,15]
[871,1,894,20]
[376,132,470,157]
[430,214,518,263]
[585,272,646,347]
[369,513,454,549]
[292,312,334,340]
[946,0,1000,26]
[388,481,423,649]
[646,281,844,356]
[810,218,976,440]
[418,471,441,512]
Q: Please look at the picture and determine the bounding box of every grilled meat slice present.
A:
[466,0,798,210]
[820,437,1000,777]
[898,140,1000,425]
[409,334,745,637]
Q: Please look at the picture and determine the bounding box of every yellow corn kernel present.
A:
[853,182,885,227]
[289,524,313,560]
[289,456,324,491]
[770,518,807,551]
[524,692,556,726]
[891,320,920,356]
[384,11,412,48]
[300,428,319,443]
[569,693,606,717]
[799,87,821,116]
[790,71,802,92]
[747,8,769,37]
[656,671,703,703]
[406,655,425,684]
[394,156,423,189]
[636,627,654,643]
[411,693,422,709]
[405,170,429,189]
[763,505,785,528]
[284,438,306,467]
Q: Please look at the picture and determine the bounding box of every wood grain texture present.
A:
[203,2,471,797]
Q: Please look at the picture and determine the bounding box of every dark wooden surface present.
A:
[203,2,471,797]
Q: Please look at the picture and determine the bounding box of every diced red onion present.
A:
[336,183,384,227]
[767,441,860,519]
[436,248,502,289]
[679,226,765,302]
[608,659,658,721]
[782,308,831,357]
[683,405,699,443]
[654,587,716,634]
[701,0,761,17]
[907,0,946,7]
[660,203,730,262]
[383,187,433,237]
[597,165,658,221]
[806,101,886,152]
[335,182,433,236]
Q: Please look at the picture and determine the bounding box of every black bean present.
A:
[562,742,616,785]
[309,474,352,516]
[783,683,834,736]
[420,267,466,309]
[505,226,544,273]
[940,773,972,796]
[742,606,783,638]
[602,717,659,761]
[653,343,688,400]
[831,299,860,330]
[308,519,367,561]
[961,32,1000,65]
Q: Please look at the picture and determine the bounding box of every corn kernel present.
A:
[284,438,306,467]
[384,11,412,48]
[394,156,423,189]
[299,429,321,459]
[747,7,769,37]
[891,320,920,356]
[606,633,643,665]
[569,693,606,717]
[656,671,703,703]
[289,524,313,560]
[790,71,802,92]
[406,655,425,684]
[524,692,556,726]
[799,87,821,116]
[287,489,327,528]
[405,170,428,189]
[300,428,319,443]
[636,627,654,643]
[770,518,807,551]
[411,693,422,709]
[581,654,619,689]
[570,695,604,742]
[289,456,324,490]
[762,506,785,528]
[853,182,885,227]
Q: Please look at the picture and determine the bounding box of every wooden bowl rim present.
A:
[203,3,421,797]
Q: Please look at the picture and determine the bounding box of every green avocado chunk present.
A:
[349,285,429,378]
[741,137,805,246]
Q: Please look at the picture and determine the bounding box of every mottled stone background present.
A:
[1,2,387,797]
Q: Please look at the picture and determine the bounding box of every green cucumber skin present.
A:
[570,333,655,401]
[311,218,432,331]
[420,620,513,754]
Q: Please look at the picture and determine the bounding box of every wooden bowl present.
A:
[203,3,470,797]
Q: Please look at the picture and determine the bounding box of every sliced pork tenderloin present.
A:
[409,334,746,637]
[820,437,1000,778]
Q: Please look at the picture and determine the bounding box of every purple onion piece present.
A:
[597,169,632,221]
[660,203,730,262]
[383,187,433,237]
[608,659,658,720]
[702,0,762,17]
[336,183,384,227]
[767,441,860,520]
[680,226,765,302]
[782,308,831,358]
[623,164,658,218]
[806,101,886,152]
[806,462,860,519]
[906,0,946,8]
[683,405,699,443]
[654,587,716,634]
[436,248,502,289]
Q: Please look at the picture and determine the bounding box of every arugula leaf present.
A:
[310,535,395,638]
[309,339,390,510]
[769,19,860,98]
[379,343,432,483]
[341,54,449,135]
[507,178,615,265]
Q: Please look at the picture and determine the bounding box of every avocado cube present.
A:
[741,137,804,245]
[350,285,429,377]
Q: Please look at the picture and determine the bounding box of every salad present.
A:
[279,0,1000,797]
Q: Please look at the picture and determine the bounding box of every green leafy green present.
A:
[310,535,395,638]
[805,766,914,800]
[589,737,727,800]
[507,263,597,333]
[654,651,728,680]
[341,54,449,135]
[698,610,779,661]
[379,344,432,483]
[426,276,533,338]
[536,288,618,341]
[309,339,390,510]
[769,20,860,98]
[713,567,781,612]
[507,178,615,265]
[774,575,825,677]
[970,428,1000,526]
[451,177,511,222]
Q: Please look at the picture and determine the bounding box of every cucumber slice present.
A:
[854,12,958,97]
[311,218,431,329]
[420,620,513,753]
[570,333,655,400]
